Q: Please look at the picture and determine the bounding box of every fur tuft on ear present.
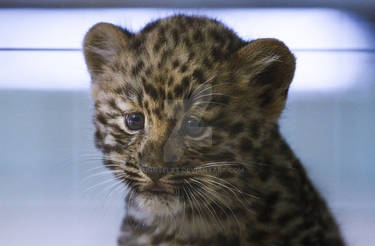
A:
[83,22,132,78]
[234,38,296,121]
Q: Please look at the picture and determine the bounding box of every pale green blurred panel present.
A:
[0,91,82,205]
[281,89,375,207]
[0,91,123,246]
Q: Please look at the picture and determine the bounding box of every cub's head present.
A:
[83,15,295,218]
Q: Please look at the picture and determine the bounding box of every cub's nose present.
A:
[140,165,167,182]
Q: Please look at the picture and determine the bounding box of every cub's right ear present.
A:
[83,23,132,78]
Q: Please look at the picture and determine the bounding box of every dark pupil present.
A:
[125,113,144,130]
[183,118,205,137]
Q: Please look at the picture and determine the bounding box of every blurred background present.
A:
[0,1,374,246]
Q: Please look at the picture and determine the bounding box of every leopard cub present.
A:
[83,15,345,246]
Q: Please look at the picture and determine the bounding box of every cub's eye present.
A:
[125,112,144,131]
[181,117,206,138]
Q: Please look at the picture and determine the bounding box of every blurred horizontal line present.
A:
[0,48,81,52]
[294,48,375,53]
[1,48,375,53]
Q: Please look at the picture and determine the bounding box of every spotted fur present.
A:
[83,15,345,246]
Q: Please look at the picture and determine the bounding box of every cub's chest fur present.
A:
[83,15,345,246]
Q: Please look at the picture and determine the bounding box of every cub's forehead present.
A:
[118,15,244,103]
[141,16,238,42]
[135,15,243,61]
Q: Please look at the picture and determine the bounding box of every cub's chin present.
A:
[133,191,183,217]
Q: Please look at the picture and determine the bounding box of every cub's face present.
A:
[83,16,295,217]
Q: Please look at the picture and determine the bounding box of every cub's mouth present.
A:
[142,182,173,196]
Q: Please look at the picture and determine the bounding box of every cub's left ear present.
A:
[234,38,296,121]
